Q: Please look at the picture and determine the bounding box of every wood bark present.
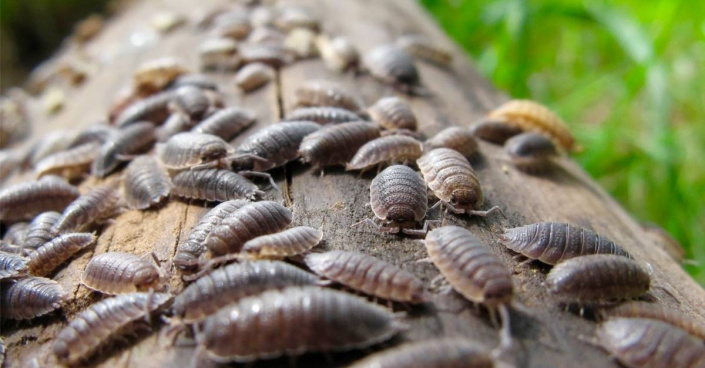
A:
[2,0,703,367]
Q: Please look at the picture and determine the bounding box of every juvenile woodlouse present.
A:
[469,119,523,145]
[424,126,478,159]
[198,286,401,363]
[173,200,248,270]
[52,292,172,365]
[158,132,234,170]
[234,62,274,92]
[23,211,61,250]
[192,107,256,141]
[299,121,380,170]
[599,301,705,341]
[305,250,426,303]
[346,135,423,172]
[81,252,163,295]
[242,226,323,258]
[0,251,28,280]
[92,121,156,178]
[488,100,576,152]
[34,142,100,180]
[364,45,421,92]
[171,169,262,202]
[27,232,96,276]
[545,254,651,304]
[396,34,453,68]
[3,222,29,244]
[1,276,67,319]
[173,260,321,323]
[114,90,174,127]
[417,148,502,217]
[205,201,292,256]
[499,222,632,265]
[294,80,364,113]
[133,57,188,94]
[199,37,239,71]
[0,176,80,222]
[504,132,558,172]
[348,339,492,368]
[284,106,362,125]
[123,156,172,210]
[53,183,121,234]
[231,121,320,171]
[597,318,705,368]
[316,35,360,73]
[368,96,418,131]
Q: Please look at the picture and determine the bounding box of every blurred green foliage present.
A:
[422,0,705,283]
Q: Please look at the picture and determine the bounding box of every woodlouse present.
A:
[504,132,558,172]
[170,73,218,91]
[28,130,75,167]
[424,127,478,159]
[346,135,423,172]
[305,250,426,303]
[205,201,292,256]
[499,222,632,265]
[364,45,421,92]
[34,141,100,180]
[242,226,323,258]
[191,107,256,141]
[545,254,651,303]
[123,156,172,210]
[173,260,321,323]
[23,211,61,251]
[0,251,28,280]
[171,169,262,202]
[199,37,239,71]
[299,121,380,170]
[158,132,234,170]
[284,28,318,58]
[597,318,705,368]
[3,222,28,244]
[316,35,360,73]
[234,62,274,92]
[1,276,67,319]
[92,122,156,178]
[68,124,116,148]
[294,80,364,113]
[0,150,20,183]
[396,34,453,68]
[114,90,174,127]
[133,57,188,94]
[231,121,320,171]
[599,301,705,341]
[0,240,24,255]
[0,176,80,222]
[417,148,502,217]
[238,44,291,69]
[156,112,194,142]
[247,27,286,46]
[275,5,319,32]
[211,11,251,40]
[469,119,523,145]
[52,292,172,365]
[348,339,492,368]
[198,286,401,363]
[53,183,121,234]
[170,86,214,121]
[488,100,576,152]
[284,106,362,125]
[81,252,162,295]
[368,96,418,131]
[27,232,96,276]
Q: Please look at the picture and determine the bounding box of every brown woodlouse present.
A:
[173,260,321,323]
[368,96,418,131]
[114,90,174,127]
[123,156,172,210]
[199,37,239,71]
[238,44,291,69]
[197,286,401,363]
[242,226,323,258]
[27,232,96,276]
[284,106,362,125]
[173,200,249,270]
[469,119,523,145]
[299,121,380,170]
[294,80,364,113]
[364,45,421,93]
[488,99,576,152]
[316,35,360,73]
[396,35,453,68]
[133,57,188,94]
[3,222,28,244]
[234,62,274,92]
[597,318,705,368]
[92,121,156,178]
[0,176,80,222]
[170,86,215,121]
[424,126,478,159]
[170,73,218,91]
[599,301,705,341]
[81,252,163,295]
[348,339,492,368]
[34,141,100,180]
[0,251,28,280]
[231,121,320,171]
[205,201,292,256]
[53,183,121,234]
[1,276,67,319]
[500,222,632,265]
[504,132,558,172]
[23,211,61,251]
[171,169,262,202]
[192,107,256,141]
[417,148,502,217]
[346,135,423,172]
[52,292,172,365]
[158,132,234,170]
[545,254,651,304]
[305,250,427,303]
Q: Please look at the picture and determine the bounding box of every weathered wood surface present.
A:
[2,0,703,367]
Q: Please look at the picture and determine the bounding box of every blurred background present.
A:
[1,0,703,283]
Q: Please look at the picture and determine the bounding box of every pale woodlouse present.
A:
[1,276,67,319]
[599,301,705,341]
[469,119,523,144]
[298,121,381,170]
[424,126,478,159]
[284,106,362,125]
[27,232,96,276]
[171,168,262,202]
[234,62,274,92]
[191,106,256,141]
[396,34,453,68]
[275,5,319,32]
[0,150,20,183]
[316,35,360,73]
[364,44,421,93]
[133,57,188,94]
[0,176,80,222]
[368,96,418,131]
[242,226,323,258]
[294,80,364,113]
[23,211,61,251]
[81,252,163,295]
[545,254,651,303]
[0,251,28,280]
[305,250,427,303]
[34,141,100,180]
[211,11,251,40]
[247,27,286,46]
[157,132,234,170]
[114,90,174,127]
[92,121,156,178]
[53,183,121,234]
[348,339,492,368]
[504,132,558,173]
[199,37,239,71]
[346,135,423,172]
[123,155,173,210]
[284,28,318,58]
[197,286,401,363]
[52,292,172,365]
[205,200,292,256]
[230,121,320,171]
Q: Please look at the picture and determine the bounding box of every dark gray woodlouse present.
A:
[545,254,651,303]
[174,200,249,270]
[34,142,100,180]
[23,211,61,251]
[230,121,320,171]
[499,222,632,265]
[155,112,194,142]
[424,127,478,159]
[2,222,28,244]
[198,286,401,363]
[0,176,80,222]
[284,106,362,125]
[0,251,28,280]
[234,63,274,92]
[68,124,116,148]
[123,156,173,210]
[470,119,524,145]
[242,226,323,258]
[173,260,321,323]
[92,122,156,178]
[1,276,67,319]
[364,45,421,92]
[305,250,427,303]
[170,86,214,121]
[294,80,364,113]
[597,318,705,368]
[191,107,256,141]
[504,132,558,172]
[396,35,453,68]
[599,301,705,341]
[348,339,492,368]
[52,292,172,365]
[158,132,234,170]
[170,73,218,91]
[53,183,121,234]
[114,90,174,127]
[81,252,162,295]
[27,232,96,276]
[368,96,418,131]
[346,135,423,172]
[417,148,502,217]
[171,169,262,202]
[299,121,381,170]
[205,201,292,256]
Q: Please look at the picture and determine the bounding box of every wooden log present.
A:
[2,0,703,367]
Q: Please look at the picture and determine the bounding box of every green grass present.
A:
[422,0,705,284]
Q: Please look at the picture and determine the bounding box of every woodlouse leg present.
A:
[466,205,507,219]
[350,218,380,231]
[238,170,280,193]
[189,160,219,170]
